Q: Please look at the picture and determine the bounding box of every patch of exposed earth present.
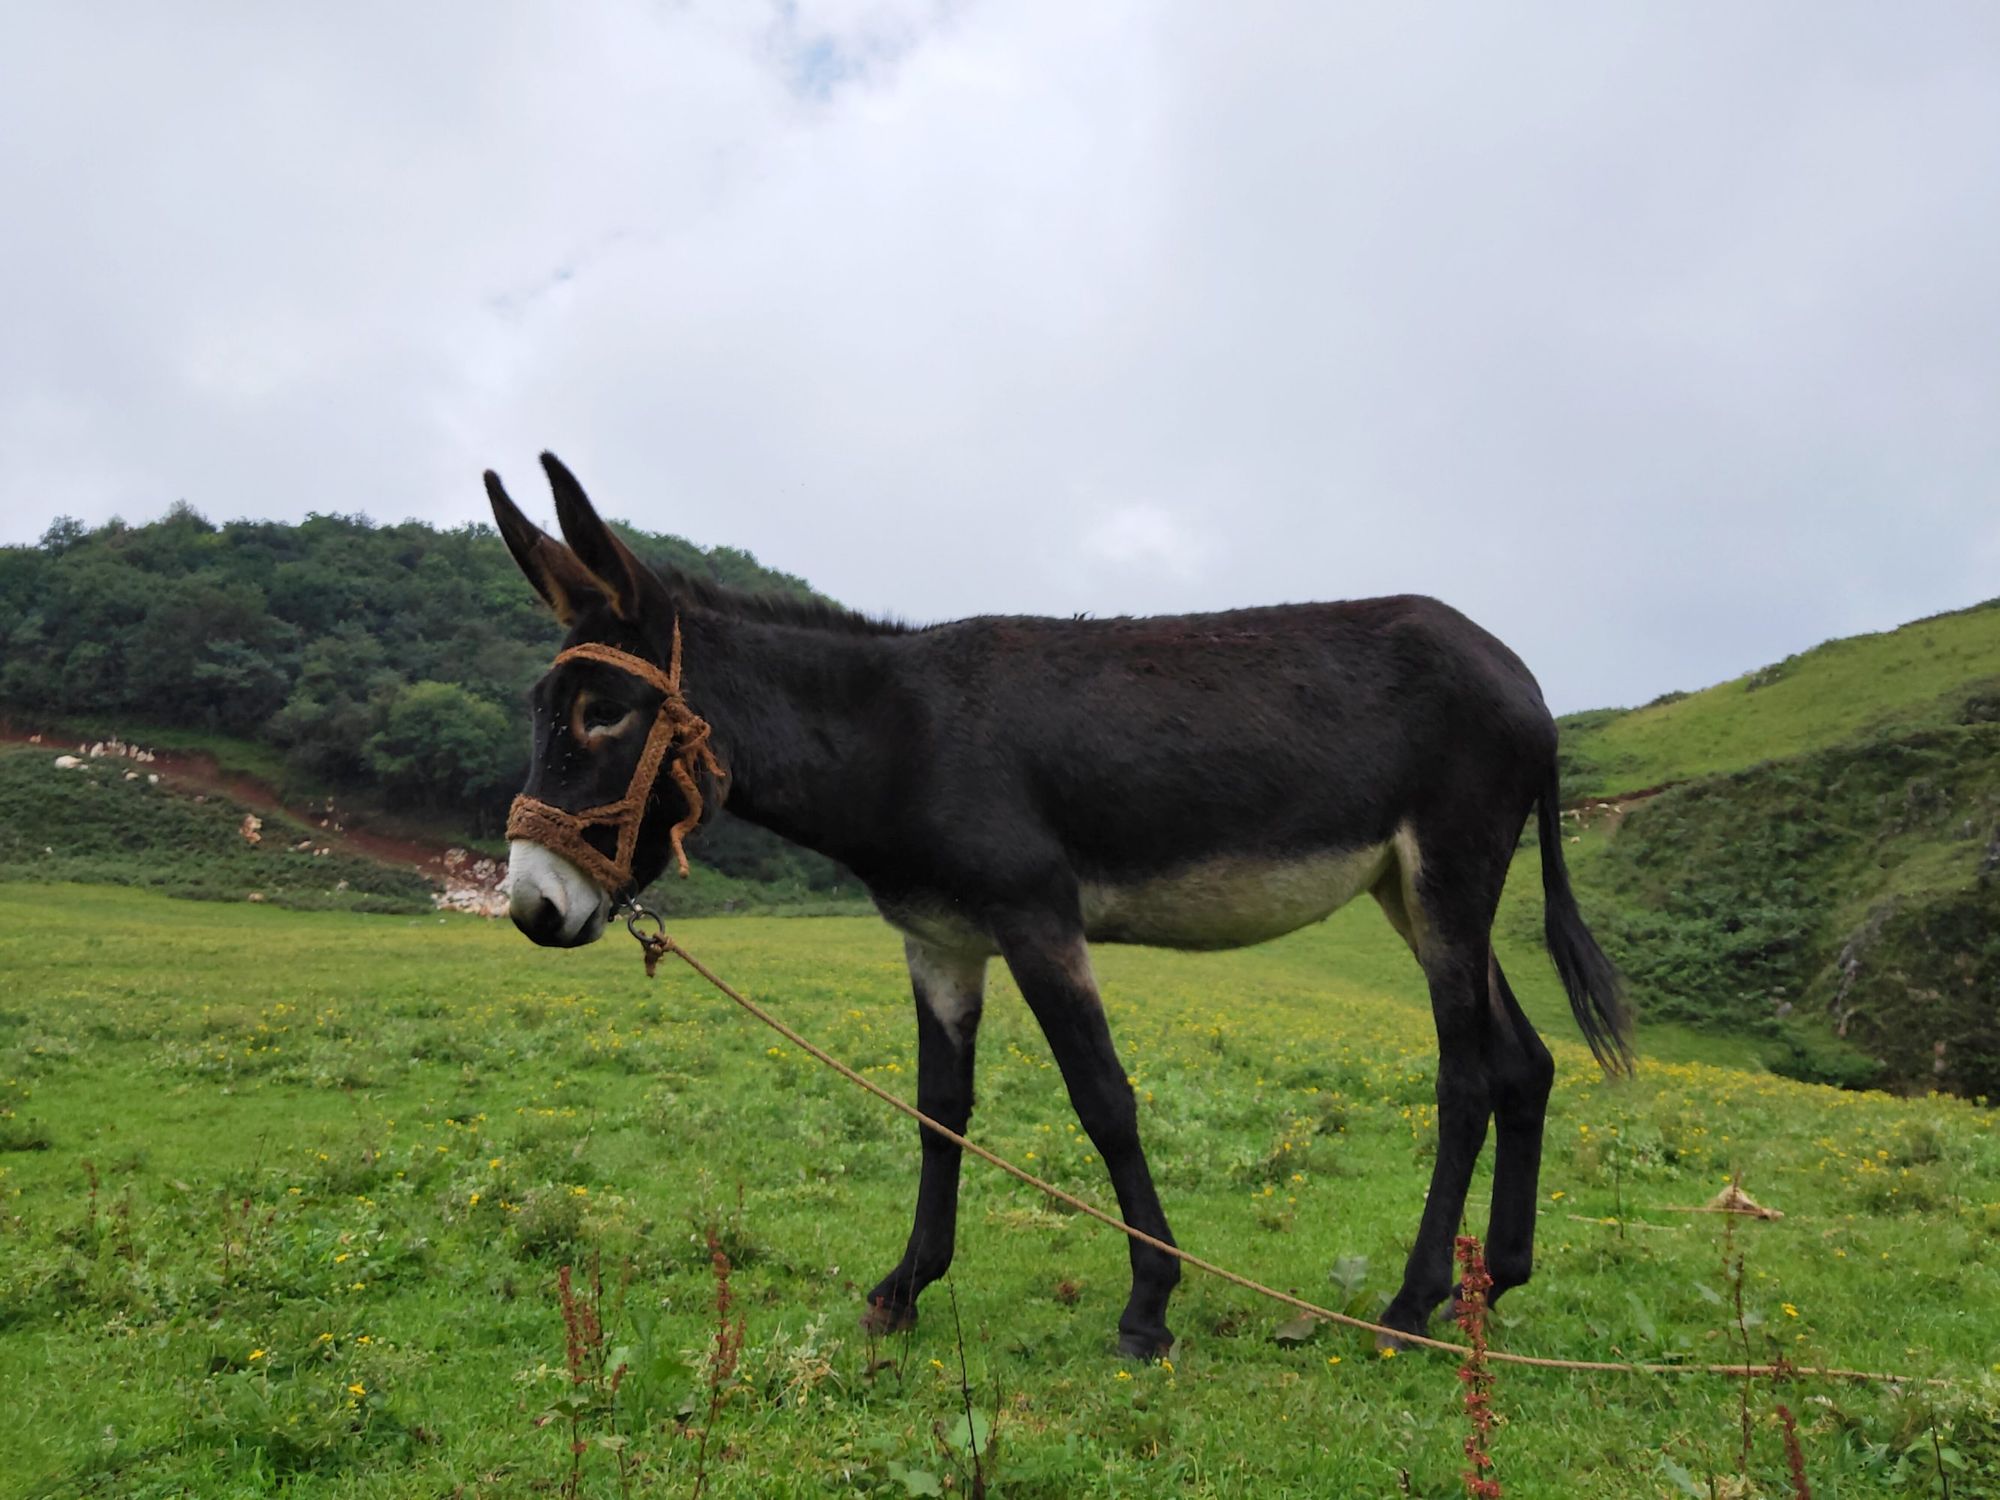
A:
[4,725,508,916]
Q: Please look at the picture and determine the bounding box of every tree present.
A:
[364,680,517,816]
[38,516,86,553]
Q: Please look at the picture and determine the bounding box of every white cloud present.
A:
[2,1,1996,710]
[1079,504,1209,583]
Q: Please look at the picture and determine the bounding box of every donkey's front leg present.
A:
[863,939,987,1335]
[998,914,1180,1359]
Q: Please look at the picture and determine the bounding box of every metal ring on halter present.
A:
[622,902,665,944]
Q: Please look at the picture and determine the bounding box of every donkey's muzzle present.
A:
[510,890,600,947]
[507,840,610,947]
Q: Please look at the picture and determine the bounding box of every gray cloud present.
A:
[3,1,1995,711]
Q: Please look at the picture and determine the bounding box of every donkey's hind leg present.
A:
[1378,927,1495,1343]
[1479,955,1554,1304]
[862,939,987,1334]
[1374,826,1513,1345]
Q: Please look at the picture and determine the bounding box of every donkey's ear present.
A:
[542,452,656,621]
[484,468,601,625]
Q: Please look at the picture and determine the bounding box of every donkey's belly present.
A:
[1082,845,1393,951]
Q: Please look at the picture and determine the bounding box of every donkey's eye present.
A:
[572,692,638,745]
[582,698,629,731]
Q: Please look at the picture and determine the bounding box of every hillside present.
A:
[1547,598,2000,1097]
[5,500,1995,1096]
[0,504,851,898]
[1556,596,2000,799]
[0,744,867,920]
[0,745,436,915]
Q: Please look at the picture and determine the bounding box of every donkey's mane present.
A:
[653,561,918,637]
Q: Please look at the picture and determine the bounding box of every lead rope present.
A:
[618,904,1947,1388]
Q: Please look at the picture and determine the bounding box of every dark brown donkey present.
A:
[488,453,1629,1359]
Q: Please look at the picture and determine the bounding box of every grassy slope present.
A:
[0,746,868,921]
[2,887,1996,1498]
[1548,599,2000,1095]
[0,747,434,914]
[1559,598,2000,799]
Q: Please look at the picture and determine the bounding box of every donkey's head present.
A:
[486,453,721,947]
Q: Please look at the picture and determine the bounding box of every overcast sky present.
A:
[4,4,1996,712]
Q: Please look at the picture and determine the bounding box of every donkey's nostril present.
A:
[511,892,568,946]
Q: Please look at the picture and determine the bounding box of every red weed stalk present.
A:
[558,1261,605,1387]
[691,1227,746,1500]
[1454,1234,1501,1499]
[1774,1402,1811,1499]
[556,1262,599,1500]
[551,1256,633,1500]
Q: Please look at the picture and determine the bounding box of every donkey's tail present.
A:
[1536,773,1633,1076]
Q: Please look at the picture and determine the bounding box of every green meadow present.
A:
[3,884,1997,1498]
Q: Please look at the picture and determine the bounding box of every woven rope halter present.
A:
[504,621,725,896]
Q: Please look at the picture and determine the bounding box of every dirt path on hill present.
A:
[2,724,507,910]
[1560,780,1679,828]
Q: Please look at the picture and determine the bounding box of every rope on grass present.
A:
[633,924,1951,1389]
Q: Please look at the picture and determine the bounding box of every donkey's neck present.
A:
[679,612,897,871]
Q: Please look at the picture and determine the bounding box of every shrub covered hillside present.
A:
[0,503,851,895]
[1551,599,2000,1098]
[1583,727,2000,1096]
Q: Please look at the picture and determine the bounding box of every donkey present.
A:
[487,453,1629,1359]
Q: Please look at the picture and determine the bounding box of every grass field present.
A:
[3,885,1998,1498]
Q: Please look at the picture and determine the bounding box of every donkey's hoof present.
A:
[1374,1302,1429,1352]
[861,1298,917,1336]
[1116,1328,1175,1362]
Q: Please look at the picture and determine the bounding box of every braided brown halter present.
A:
[504,621,725,895]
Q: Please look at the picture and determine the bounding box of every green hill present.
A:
[1548,598,2000,1098]
[6,500,1996,1096]
[1557,597,2000,798]
[0,504,849,896]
